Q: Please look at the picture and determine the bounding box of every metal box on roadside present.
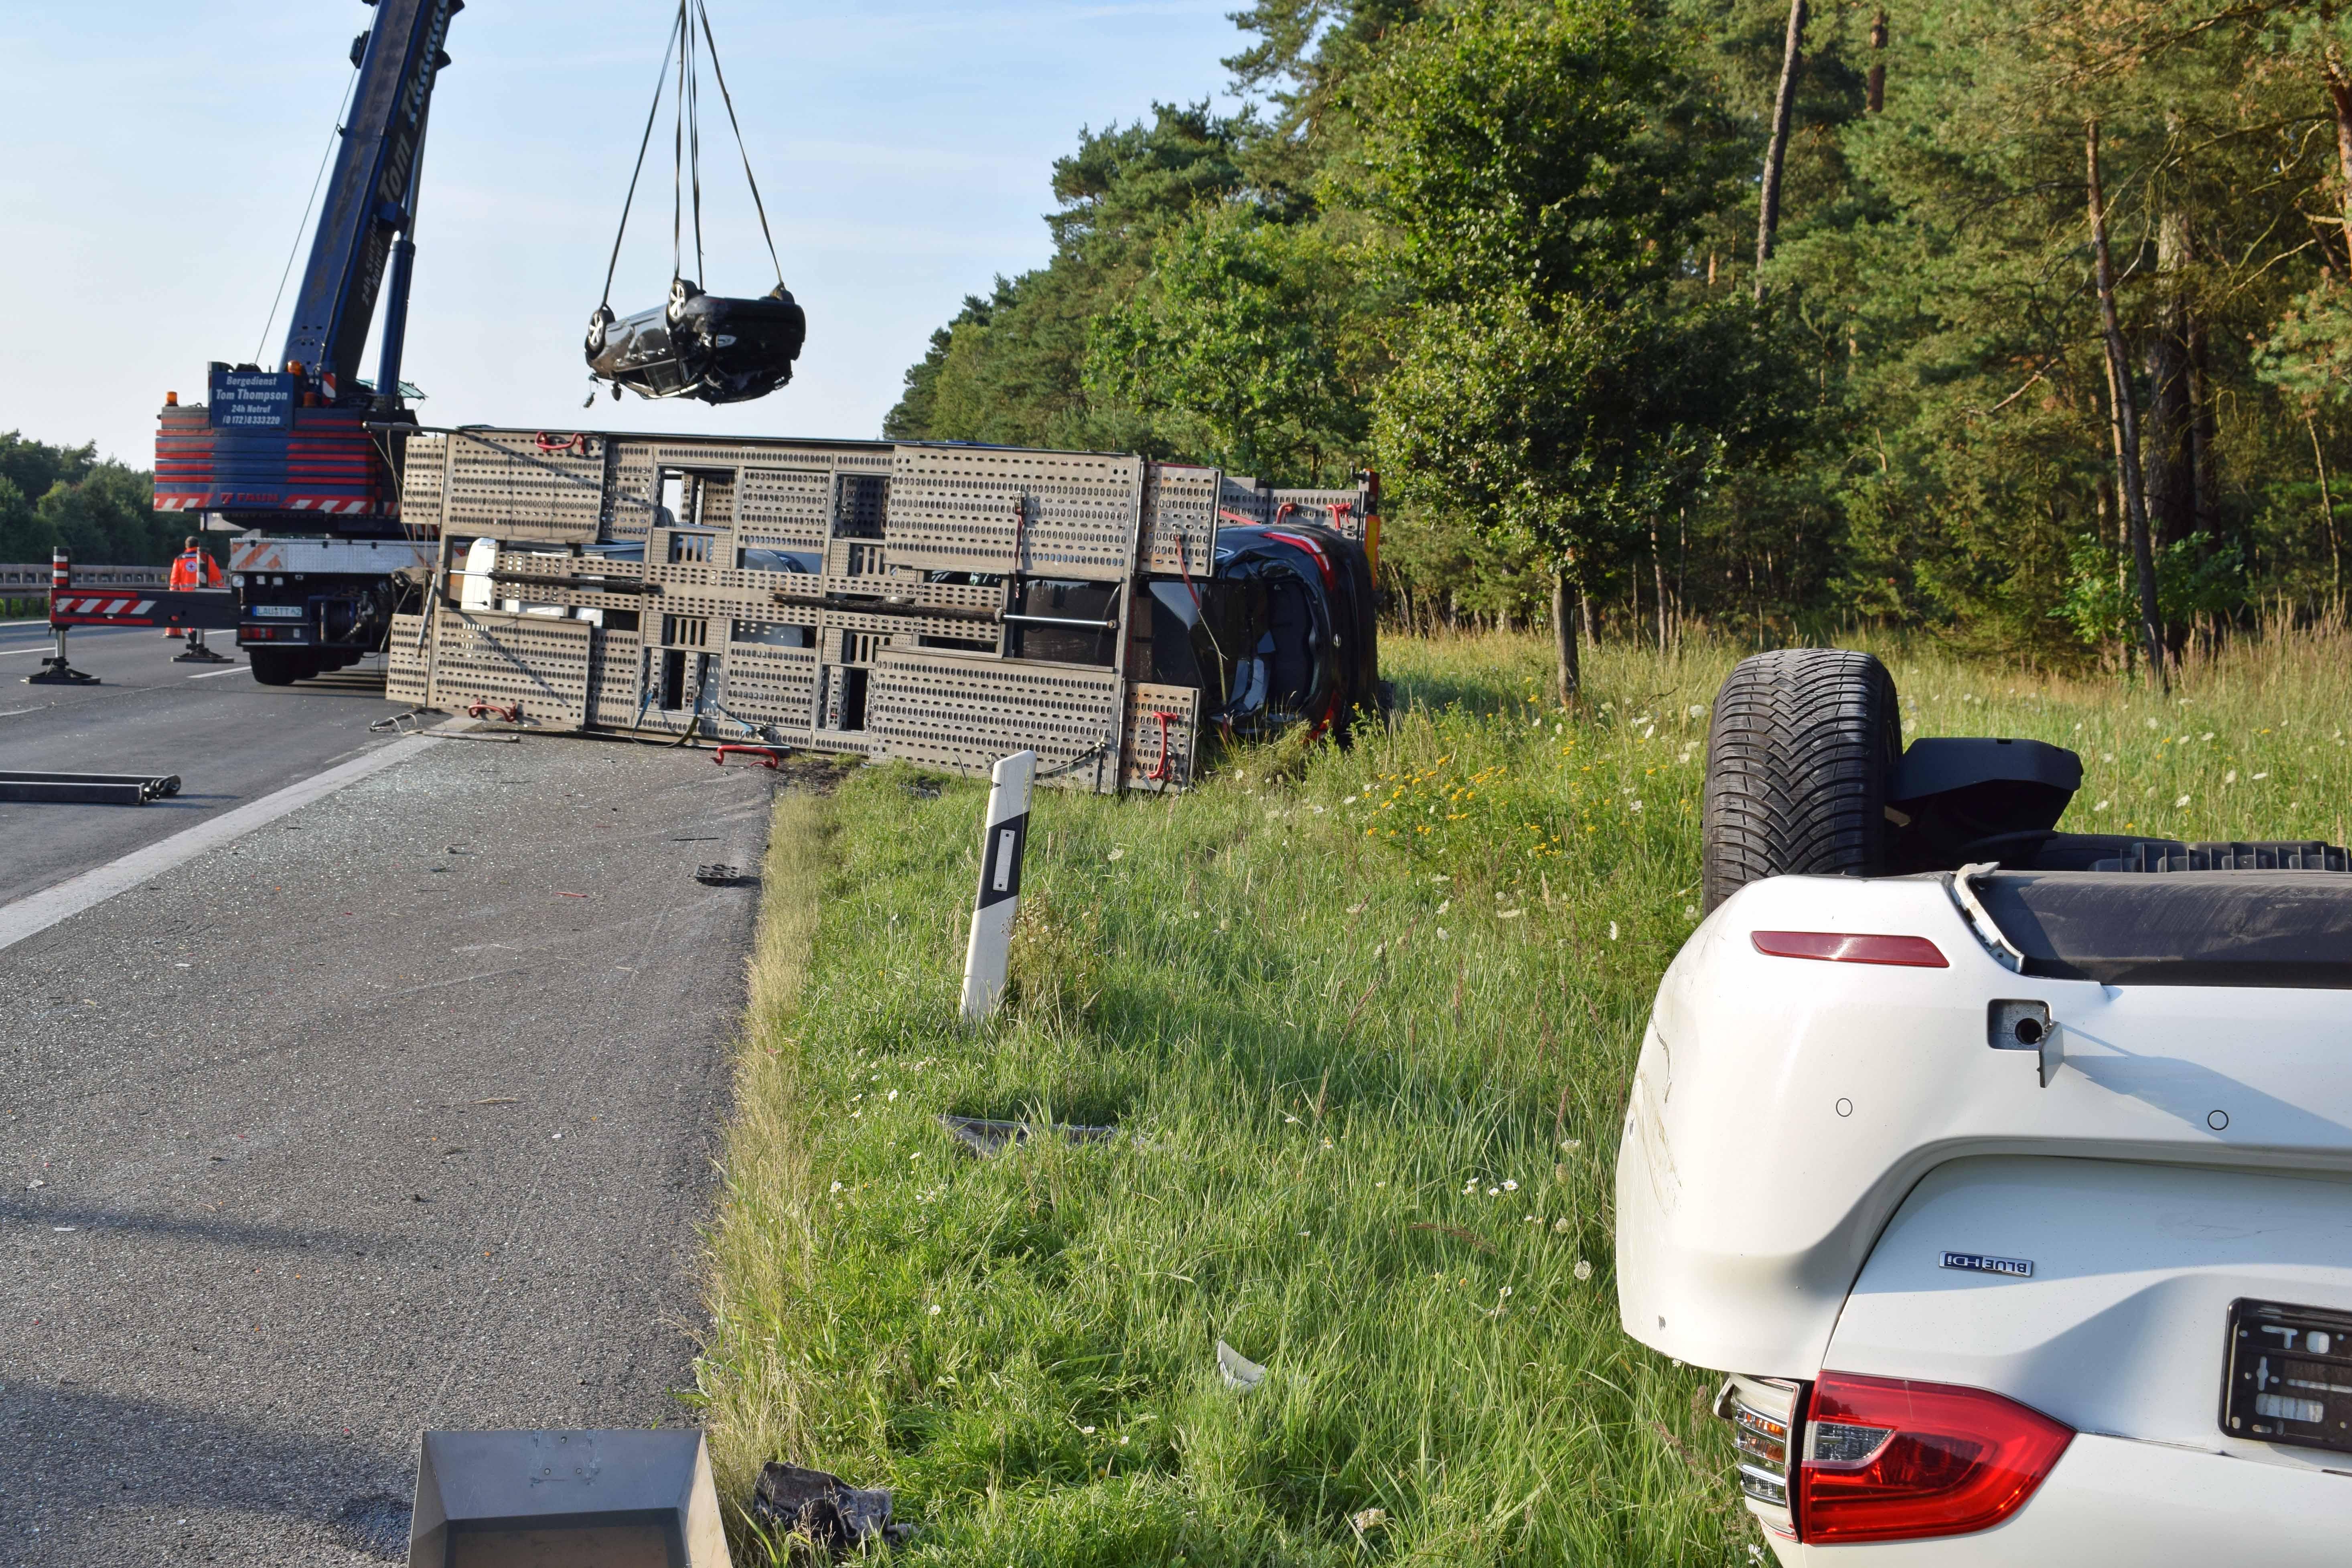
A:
[408,1428,729,1568]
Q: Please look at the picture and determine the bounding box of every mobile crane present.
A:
[148,0,460,685]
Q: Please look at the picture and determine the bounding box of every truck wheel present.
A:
[248,648,320,687]
[1701,648,1903,912]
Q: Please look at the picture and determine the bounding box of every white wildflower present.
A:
[1608,921,1619,941]
[1573,1259,1594,1281]
[1502,1179,1519,1192]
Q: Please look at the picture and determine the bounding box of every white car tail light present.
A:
[1798,1372,2073,1543]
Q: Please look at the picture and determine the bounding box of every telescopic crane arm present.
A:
[282,0,461,406]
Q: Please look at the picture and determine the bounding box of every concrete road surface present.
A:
[0,618,409,910]
[0,727,775,1563]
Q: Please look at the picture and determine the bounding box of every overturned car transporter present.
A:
[386,428,1379,792]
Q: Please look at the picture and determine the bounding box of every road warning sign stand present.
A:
[27,549,97,686]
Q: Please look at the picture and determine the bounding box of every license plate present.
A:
[251,605,304,618]
[2223,1298,2352,1455]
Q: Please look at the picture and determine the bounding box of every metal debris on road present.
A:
[0,769,182,806]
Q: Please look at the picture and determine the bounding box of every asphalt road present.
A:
[0,725,776,1562]
[0,618,413,910]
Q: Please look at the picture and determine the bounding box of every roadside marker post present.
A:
[960,750,1036,1023]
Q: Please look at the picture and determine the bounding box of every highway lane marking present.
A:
[186,665,250,679]
[0,733,440,955]
[0,630,148,654]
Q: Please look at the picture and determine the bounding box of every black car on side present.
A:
[1136,523,1381,743]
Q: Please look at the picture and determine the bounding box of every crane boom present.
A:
[284,0,461,403]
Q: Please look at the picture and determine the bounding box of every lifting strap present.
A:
[598,0,784,312]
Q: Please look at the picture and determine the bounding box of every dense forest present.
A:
[0,432,174,569]
[884,0,2352,680]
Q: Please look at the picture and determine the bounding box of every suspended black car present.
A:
[586,277,804,405]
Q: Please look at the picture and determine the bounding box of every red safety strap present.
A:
[1265,530,1338,593]
[712,744,785,769]
[466,699,524,723]
[535,432,590,455]
[1145,710,1185,782]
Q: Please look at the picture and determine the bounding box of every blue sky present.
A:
[0,1,1249,468]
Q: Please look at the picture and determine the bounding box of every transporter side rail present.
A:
[383,427,1377,792]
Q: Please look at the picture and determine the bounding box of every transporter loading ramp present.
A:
[386,427,1378,792]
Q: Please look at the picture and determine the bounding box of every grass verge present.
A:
[697,628,2352,1565]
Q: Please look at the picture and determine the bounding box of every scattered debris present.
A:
[1217,1339,1267,1393]
[937,1114,1118,1158]
[749,1462,912,1554]
[695,864,753,886]
[0,769,181,806]
[712,744,787,770]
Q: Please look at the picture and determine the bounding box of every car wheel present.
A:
[1701,648,1903,912]
[248,648,320,687]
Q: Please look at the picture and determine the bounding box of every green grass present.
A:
[696,628,2352,1565]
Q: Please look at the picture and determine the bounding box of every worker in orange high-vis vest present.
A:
[166,535,224,637]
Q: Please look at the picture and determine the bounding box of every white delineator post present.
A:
[961,750,1037,1023]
